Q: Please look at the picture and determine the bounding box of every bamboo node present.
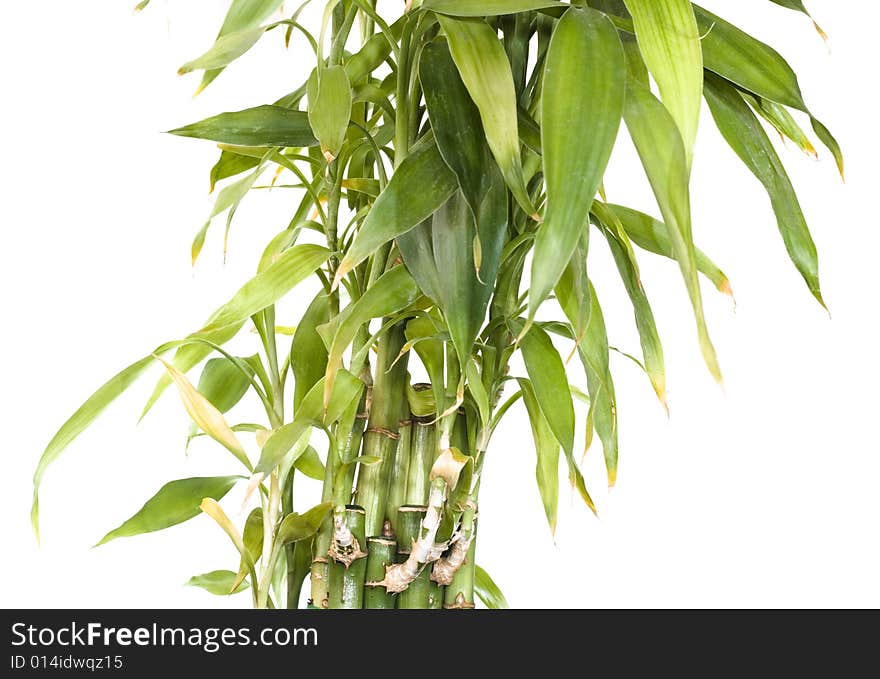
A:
[329,535,368,568]
[366,426,400,440]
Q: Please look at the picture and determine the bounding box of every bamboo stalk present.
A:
[406,415,435,506]
[444,513,477,610]
[327,505,368,609]
[355,324,409,537]
[385,417,412,536]
[364,536,397,609]
[395,505,430,609]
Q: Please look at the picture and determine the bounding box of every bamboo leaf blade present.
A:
[425,0,564,16]
[169,106,317,148]
[624,0,703,167]
[97,476,243,546]
[186,570,250,595]
[179,27,265,76]
[438,15,538,217]
[277,502,333,545]
[307,65,352,158]
[337,139,457,279]
[518,378,560,536]
[474,565,509,609]
[704,73,823,306]
[531,6,625,316]
[623,80,722,383]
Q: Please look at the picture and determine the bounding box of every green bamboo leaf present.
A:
[210,151,260,193]
[255,370,364,474]
[336,139,457,279]
[624,79,722,383]
[530,6,625,316]
[693,5,843,178]
[518,322,575,458]
[307,65,352,158]
[97,476,243,546]
[197,0,287,93]
[425,0,563,16]
[197,244,329,335]
[344,17,405,84]
[405,316,447,415]
[604,231,666,408]
[200,498,248,559]
[186,570,249,595]
[292,293,330,411]
[195,357,254,414]
[155,357,252,470]
[466,358,491,428]
[419,39,493,222]
[741,92,817,159]
[704,73,824,307]
[438,15,538,218]
[294,446,325,480]
[33,354,158,540]
[577,283,618,486]
[518,378,560,536]
[229,507,264,591]
[606,204,731,295]
[169,106,317,148]
[179,27,265,76]
[474,565,509,609]
[276,502,333,545]
[323,265,421,407]
[624,0,703,168]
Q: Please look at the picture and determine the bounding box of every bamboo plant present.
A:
[33,0,840,609]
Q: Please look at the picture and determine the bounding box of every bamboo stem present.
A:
[406,415,435,505]
[385,417,412,536]
[355,324,408,537]
[364,536,397,609]
[327,505,368,609]
[394,505,430,609]
[444,513,477,610]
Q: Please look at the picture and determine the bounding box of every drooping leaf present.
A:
[200,498,248,559]
[197,0,287,93]
[601,228,666,407]
[292,292,330,411]
[210,151,261,193]
[186,570,249,595]
[605,204,731,295]
[97,476,243,546]
[169,106,317,148]
[323,266,421,407]
[518,378,560,535]
[294,445,325,480]
[741,92,817,159]
[474,565,509,609]
[704,73,823,306]
[438,15,537,217]
[155,357,252,470]
[624,79,721,383]
[179,27,265,76]
[531,6,625,316]
[693,5,843,178]
[518,322,575,458]
[337,139,457,279]
[307,65,352,158]
[276,502,333,545]
[624,0,703,167]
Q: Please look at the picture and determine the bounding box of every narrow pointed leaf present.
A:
[519,322,575,458]
[338,139,457,278]
[704,73,823,306]
[186,570,249,595]
[200,499,248,558]
[606,204,731,294]
[197,0,287,92]
[97,476,243,545]
[307,65,352,158]
[531,6,624,316]
[169,106,317,148]
[438,15,537,217]
[292,293,330,411]
[197,244,329,334]
[156,357,251,470]
[624,0,703,167]
[474,565,510,609]
[624,79,721,382]
[518,378,560,535]
[196,357,254,414]
[179,27,265,75]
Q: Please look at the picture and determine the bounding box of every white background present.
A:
[1,1,878,608]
